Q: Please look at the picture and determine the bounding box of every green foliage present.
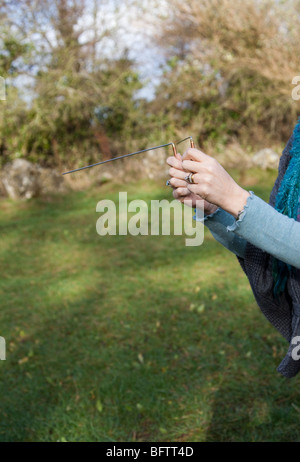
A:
[155,0,300,147]
[0,2,148,168]
[1,0,300,170]
[0,37,31,74]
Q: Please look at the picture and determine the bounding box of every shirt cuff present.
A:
[225,191,300,269]
[193,207,220,223]
[226,191,255,232]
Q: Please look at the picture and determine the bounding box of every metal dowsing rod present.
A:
[176,136,195,149]
[61,136,195,176]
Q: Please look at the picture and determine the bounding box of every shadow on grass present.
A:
[1,270,299,442]
[1,182,300,442]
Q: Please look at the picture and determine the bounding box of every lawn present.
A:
[1,168,300,442]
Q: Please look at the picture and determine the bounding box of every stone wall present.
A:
[0,147,280,200]
[0,159,68,200]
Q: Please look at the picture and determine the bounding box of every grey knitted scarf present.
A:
[237,133,300,378]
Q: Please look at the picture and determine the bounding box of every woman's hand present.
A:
[181,148,250,218]
[166,155,219,215]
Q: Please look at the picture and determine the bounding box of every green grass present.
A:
[1,169,300,442]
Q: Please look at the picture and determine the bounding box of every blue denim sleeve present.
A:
[194,207,248,258]
[226,191,300,269]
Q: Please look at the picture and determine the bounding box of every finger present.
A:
[186,184,209,201]
[186,184,199,194]
[169,178,187,188]
[166,156,183,170]
[174,150,182,161]
[182,160,202,173]
[173,187,190,199]
[182,148,210,162]
[169,167,188,180]
[190,173,201,184]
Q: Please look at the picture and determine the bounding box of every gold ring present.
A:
[185,173,195,184]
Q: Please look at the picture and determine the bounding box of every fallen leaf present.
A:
[96,399,103,413]
[197,304,205,313]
